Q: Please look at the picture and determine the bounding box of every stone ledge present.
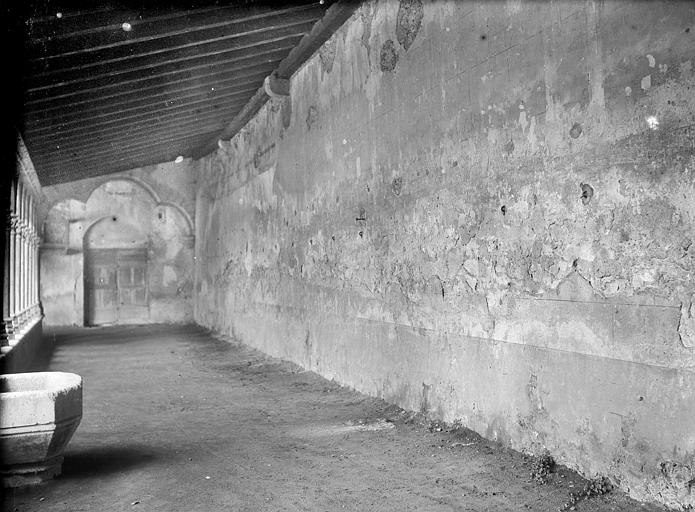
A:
[0,320,51,374]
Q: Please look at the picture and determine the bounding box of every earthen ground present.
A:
[1,325,666,512]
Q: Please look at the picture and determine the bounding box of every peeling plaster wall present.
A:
[195,1,695,508]
[41,162,196,326]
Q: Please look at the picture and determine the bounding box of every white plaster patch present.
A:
[678,297,695,348]
[505,0,522,15]
[647,54,656,68]
[293,419,395,438]
[646,115,659,130]
[162,265,177,286]
[641,75,652,91]
[518,109,528,133]
[625,86,632,97]
[324,136,333,160]
[526,115,538,151]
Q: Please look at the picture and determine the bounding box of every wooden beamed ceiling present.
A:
[18,1,334,186]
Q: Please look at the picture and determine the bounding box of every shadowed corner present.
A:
[60,446,158,479]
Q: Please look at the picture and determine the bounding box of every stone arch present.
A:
[156,202,193,237]
[84,178,194,235]
[86,176,161,206]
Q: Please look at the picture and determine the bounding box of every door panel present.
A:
[86,250,118,325]
[85,248,148,325]
[117,251,148,323]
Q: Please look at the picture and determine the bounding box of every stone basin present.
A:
[0,372,82,487]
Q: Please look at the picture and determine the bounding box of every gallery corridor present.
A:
[1,326,661,512]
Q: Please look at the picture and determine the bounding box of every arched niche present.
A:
[85,178,193,235]
[84,215,148,250]
[43,199,87,248]
[86,180,157,235]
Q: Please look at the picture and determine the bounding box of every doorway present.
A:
[84,248,148,326]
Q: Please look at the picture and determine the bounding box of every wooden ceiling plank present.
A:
[27,42,298,94]
[29,114,242,157]
[39,127,226,162]
[27,6,116,26]
[39,150,195,185]
[27,6,323,63]
[26,88,254,135]
[27,5,229,43]
[24,68,270,113]
[25,56,279,103]
[35,129,215,160]
[27,109,242,149]
[29,28,304,82]
[28,117,244,156]
[38,148,203,185]
[34,131,218,167]
[26,84,259,127]
[34,134,217,180]
[28,98,248,140]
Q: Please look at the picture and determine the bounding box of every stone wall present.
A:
[41,160,197,326]
[194,1,695,508]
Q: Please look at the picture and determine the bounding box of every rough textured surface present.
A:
[395,0,423,51]
[194,1,695,508]
[1,325,663,511]
[41,164,196,326]
[0,372,82,488]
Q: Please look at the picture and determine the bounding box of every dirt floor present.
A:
[1,325,667,512]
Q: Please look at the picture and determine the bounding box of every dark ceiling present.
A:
[17,1,354,186]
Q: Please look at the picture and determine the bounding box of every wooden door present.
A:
[85,249,148,325]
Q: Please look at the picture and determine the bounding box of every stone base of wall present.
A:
[0,321,51,374]
[200,293,695,509]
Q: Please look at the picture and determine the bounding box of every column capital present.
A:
[8,213,20,233]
